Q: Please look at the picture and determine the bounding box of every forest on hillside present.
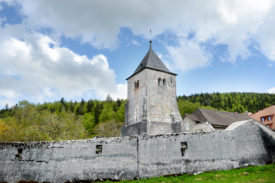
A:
[0,92,274,142]
[178,92,275,114]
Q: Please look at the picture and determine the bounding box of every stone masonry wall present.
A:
[126,70,147,125]
[126,69,182,126]
[0,137,138,183]
[146,69,182,124]
[138,120,271,178]
[124,69,183,135]
[0,120,274,183]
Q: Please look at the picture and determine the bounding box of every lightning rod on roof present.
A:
[149,29,152,48]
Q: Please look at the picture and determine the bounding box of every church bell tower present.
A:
[121,41,183,136]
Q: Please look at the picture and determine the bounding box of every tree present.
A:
[93,119,123,137]
[0,106,90,142]
[116,102,125,122]
[5,104,9,110]
[0,92,274,142]
[83,112,95,135]
[60,97,65,106]
[76,98,87,115]
[87,100,94,113]
[99,103,116,122]
[0,119,8,138]
[106,95,113,102]
[94,102,103,124]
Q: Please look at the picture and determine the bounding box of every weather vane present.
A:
[149,29,152,45]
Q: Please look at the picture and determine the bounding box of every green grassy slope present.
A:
[101,164,275,183]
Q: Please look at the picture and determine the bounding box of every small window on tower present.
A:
[135,80,139,88]
[170,77,173,83]
[163,79,166,86]
[268,116,271,121]
[261,117,265,122]
[158,78,162,86]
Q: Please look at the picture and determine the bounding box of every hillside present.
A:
[0,92,274,142]
[178,92,275,114]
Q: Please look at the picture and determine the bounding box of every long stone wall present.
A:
[0,120,274,183]
[0,137,138,182]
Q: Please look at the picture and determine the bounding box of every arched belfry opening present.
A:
[122,41,183,136]
[163,79,166,86]
[158,78,162,86]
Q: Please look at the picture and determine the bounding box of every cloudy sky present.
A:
[0,0,274,108]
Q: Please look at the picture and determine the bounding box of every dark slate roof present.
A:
[127,41,176,80]
[190,108,252,127]
[185,113,201,122]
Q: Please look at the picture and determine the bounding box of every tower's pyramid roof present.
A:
[127,41,176,80]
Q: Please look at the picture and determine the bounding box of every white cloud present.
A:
[43,87,54,98]
[257,15,275,61]
[0,28,126,108]
[0,89,17,98]
[267,87,275,94]
[110,84,127,100]
[2,37,31,59]
[9,0,274,70]
[0,0,275,107]
[167,39,211,73]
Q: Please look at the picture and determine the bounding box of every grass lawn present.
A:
[102,164,275,183]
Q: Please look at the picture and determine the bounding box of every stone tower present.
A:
[122,41,183,136]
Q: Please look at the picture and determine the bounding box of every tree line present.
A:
[178,92,275,113]
[0,92,274,142]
